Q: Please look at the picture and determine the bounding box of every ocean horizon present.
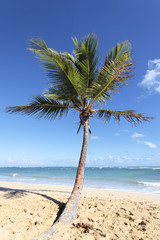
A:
[0,166,160,194]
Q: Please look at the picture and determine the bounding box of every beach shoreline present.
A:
[1,166,160,195]
[0,180,160,204]
[0,181,160,239]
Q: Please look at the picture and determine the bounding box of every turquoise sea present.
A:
[0,167,160,194]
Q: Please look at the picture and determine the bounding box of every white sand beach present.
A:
[0,181,160,240]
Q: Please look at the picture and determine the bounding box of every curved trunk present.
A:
[56,119,89,224]
[32,120,89,240]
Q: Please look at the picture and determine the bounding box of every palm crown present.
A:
[6,34,151,128]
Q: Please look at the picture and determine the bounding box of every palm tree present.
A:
[6,34,152,238]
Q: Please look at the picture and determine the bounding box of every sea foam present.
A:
[12,173,19,177]
[138,182,160,187]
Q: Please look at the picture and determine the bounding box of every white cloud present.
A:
[116,156,122,162]
[8,158,13,162]
[137,140,157,149]
[144,141,157,149]
[139,59,160,94]
[108,155,113,160]
[86,159,91,164]
[122,129,130,133]
[115,132,120,136]
[123,156,131,161]
[131,132,144,139]
[91,136,99,140]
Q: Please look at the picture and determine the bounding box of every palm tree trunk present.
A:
[32,121,89,240]
[56,119,89,224]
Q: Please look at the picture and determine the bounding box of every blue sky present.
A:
[0,0,160,167]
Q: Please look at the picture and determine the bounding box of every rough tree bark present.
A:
[57,119,89,223]
[33,120,89,240]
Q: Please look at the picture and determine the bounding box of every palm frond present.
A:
[87,41,134,106]
[95,109,153,125]
[105,40,132,65]
[29,39,48,51]
[61,52,76,65]
[72,34,100,94]
[28,39,84,106]
[44,86,82,111]
[6,95,77,120]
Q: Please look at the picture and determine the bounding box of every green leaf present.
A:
[105,40,132,65]
[6,95,76,120]
[28,39,84,106]
[87,40,134,107]
[72,34,100,95]
[95,109,153,125]
[29,39,48,52]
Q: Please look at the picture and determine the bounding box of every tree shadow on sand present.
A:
[0,186,70,223]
